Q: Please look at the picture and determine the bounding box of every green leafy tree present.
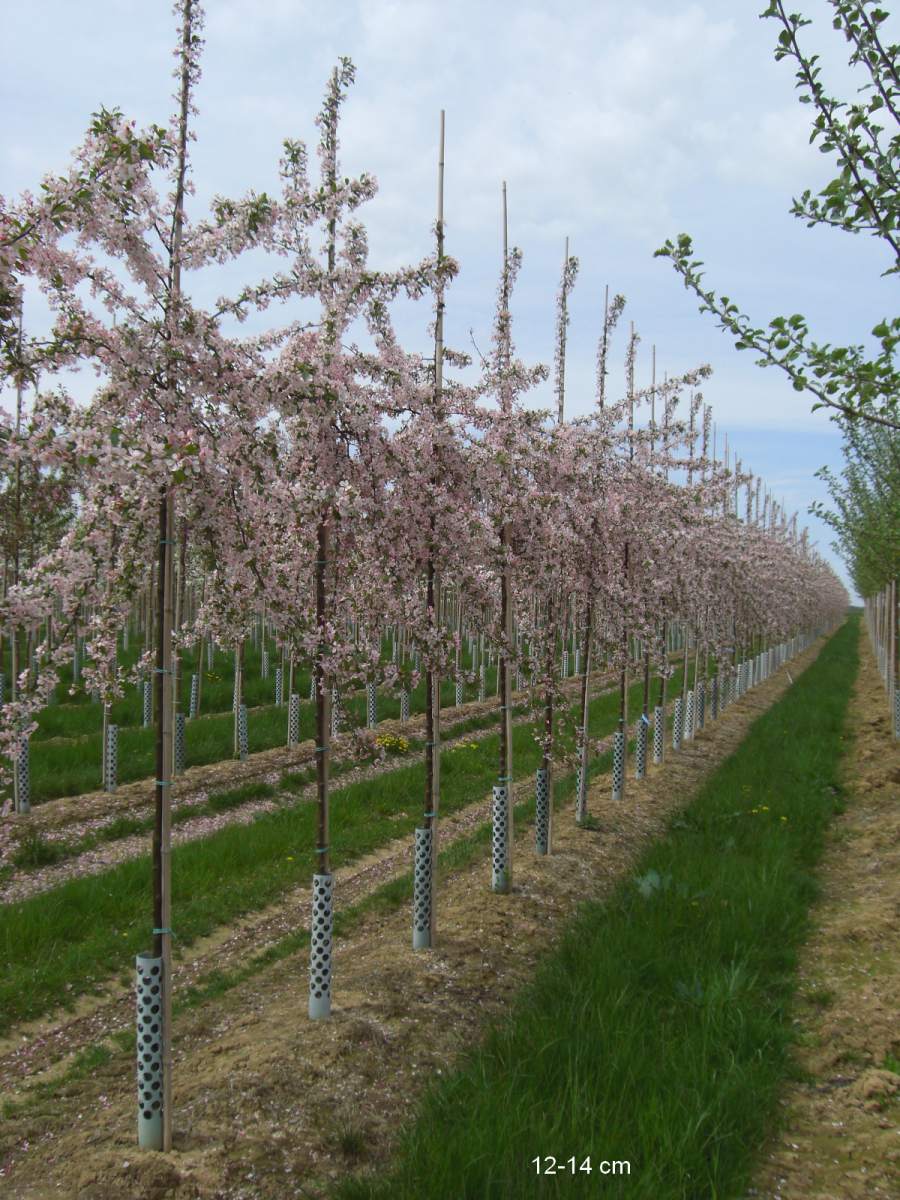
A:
[812,420,899,595]
[657,1,899,431]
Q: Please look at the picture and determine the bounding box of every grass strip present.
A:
[0,663,692,1035]
[334,619,858,1200]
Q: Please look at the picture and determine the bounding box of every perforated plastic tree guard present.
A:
[189,672,198,719]
[105,723,118,793]
[455,678,463,707]
[143,679,152,727]
[206,641,214,669]
[478,664,486,702]
[672,697,683,751]
[309,674,316,701]
[288,693,300,746]
[562,650,569,678]
[15,737,29,813]
[412,826,433,949]
[261,649,269,680]
[274,667,283,706]
[685,689,695,743]
[400,687,410,723]
[174,712,185,775]
[612,729,625,801]
[697,679,706,730]
[309,873,333,1019]
[574,648,581,676]
[136,953,164,1149]
[491,785,509,892]
[635,717,648,779]
[535,768,550,854]
[331,688,341,737]
[653,705,664,765]
[238,703,249,761]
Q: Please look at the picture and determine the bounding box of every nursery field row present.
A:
[1,696,545,901]
[0,625,839,1196]
[17,658,500,805]
[0,658,701,1038]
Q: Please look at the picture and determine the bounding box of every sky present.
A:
[3,0,895,602]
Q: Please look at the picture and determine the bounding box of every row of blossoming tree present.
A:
[0,0,847,1150]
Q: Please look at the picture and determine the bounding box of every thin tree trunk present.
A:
[577,593,593,816]
[151,487,175,1149]
[542,591,556,846]
[314,520,331,874]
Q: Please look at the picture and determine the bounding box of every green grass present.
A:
[0,661,685,1035]
[206,781,276,813]
[10,827,69,869]
[333,619,858,1200]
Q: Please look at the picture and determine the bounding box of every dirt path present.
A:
[747,627,900,1200]
[0,637,826,1199]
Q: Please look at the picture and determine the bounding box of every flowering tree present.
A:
[469,200,548,891]
[211,59,454,1009]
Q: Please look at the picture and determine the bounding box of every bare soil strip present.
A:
[747,627,900,1200]
[0,640,825,1199]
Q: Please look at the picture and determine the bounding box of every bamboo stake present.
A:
[497,181,514,888]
